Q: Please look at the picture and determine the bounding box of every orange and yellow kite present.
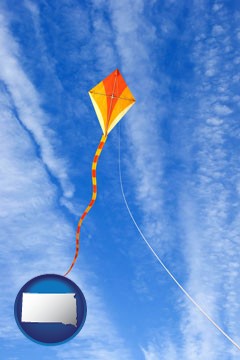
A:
[65,69,135,276]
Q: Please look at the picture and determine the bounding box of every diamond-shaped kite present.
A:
[64,69,135,276]
[89,68,136,135]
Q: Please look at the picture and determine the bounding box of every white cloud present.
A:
[0,88,132,359]
[206,117,223,126]
[214,103,233,116]
[2,1,238,358]
[56,273,133,359]
[142,340,178,360]
[107,0,169,253]
[105,0,240,358]
[212,4,223,13]
[177,6,240,354]
[212,25,224,36]
[24,0,39,16]
[0,8,133,359]
[0,11,74,199]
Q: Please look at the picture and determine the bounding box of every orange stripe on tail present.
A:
[64,134,107,276]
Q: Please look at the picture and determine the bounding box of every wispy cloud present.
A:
[0,5,133,359]
[2,0,240,358]
[56,271,133,360]
[177,2,240,358]
[93,0,240,358]
[141,337,178,360]
[106,0,172,272]
[89,0,167,300]
[0,9,73,199]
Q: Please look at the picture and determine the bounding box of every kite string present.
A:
[64,134,107,276]
[118,125,240,351]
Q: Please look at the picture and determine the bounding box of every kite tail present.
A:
[64,134,107,276]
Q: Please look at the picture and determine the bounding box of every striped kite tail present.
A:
[64,134,108,276]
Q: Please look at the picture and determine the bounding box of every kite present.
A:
[64,69,135,276]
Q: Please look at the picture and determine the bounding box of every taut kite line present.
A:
[118,127,240,352]
[64,69,135,276]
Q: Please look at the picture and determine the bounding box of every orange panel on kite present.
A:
[89,69,136,135]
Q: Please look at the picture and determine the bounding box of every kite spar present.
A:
[64,69,135,276]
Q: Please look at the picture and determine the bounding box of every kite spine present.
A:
[64,134,107,276]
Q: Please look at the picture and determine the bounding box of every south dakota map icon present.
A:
[14,274,87,345]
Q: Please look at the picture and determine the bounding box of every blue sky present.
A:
[0,0,240,359]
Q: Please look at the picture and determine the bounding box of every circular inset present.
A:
[14,274,87,345]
